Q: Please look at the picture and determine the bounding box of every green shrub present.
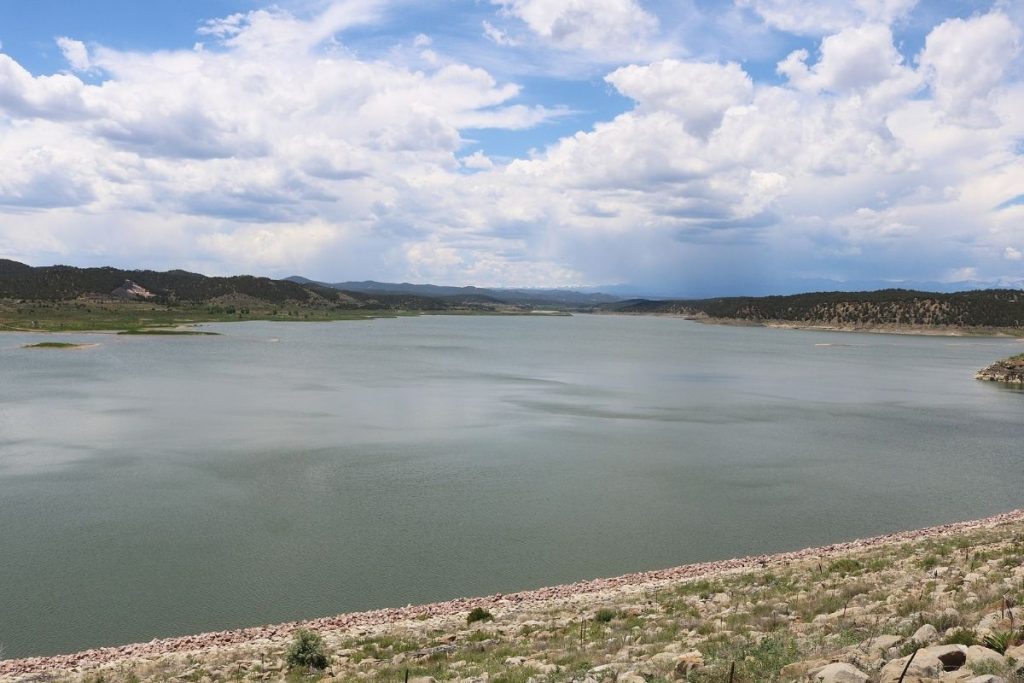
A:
[930,610,962,632]
[968,659,1007,676]
[594,608,617,623]
[942,628,977,646]
[467,607,494,625]
[829,559,862,575]
[285,629,328,670]
[983,628,1023,654]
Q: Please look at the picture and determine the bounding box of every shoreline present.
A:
[594,311,1024,338]
[4,507,1023,680]
[6,311,1024,338]
[715,318,1024,338]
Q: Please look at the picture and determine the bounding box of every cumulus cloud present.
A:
[461,151,495,170]
[492,0,663,59]
[606,60,752,137]
[777,24,917,94]
[1,1,1024,292]
[918,11,1022,127]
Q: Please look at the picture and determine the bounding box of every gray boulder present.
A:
[812,662,870,683]
[911,624,939,644]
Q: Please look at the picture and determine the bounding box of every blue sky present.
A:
[0,0,1022,295]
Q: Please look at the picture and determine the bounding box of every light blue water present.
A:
[1,315,1021,657]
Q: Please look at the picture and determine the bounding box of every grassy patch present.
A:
[21,341,87,348]
[0,298,405,333]
[692,633,800,682]
[116,329,219,336]
[829,558,863,575]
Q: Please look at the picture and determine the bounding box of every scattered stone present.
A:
[862,634,902,653]
[672,650,704,678]
[911,624,939,644]
[965,645,1005,668]
[4,509,1024,683]
[780,659,830,680]
[812,662,870,682]
[879,649,944,682]
[617,673,646,683]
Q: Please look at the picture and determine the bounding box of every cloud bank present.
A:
[0,1,1022,294]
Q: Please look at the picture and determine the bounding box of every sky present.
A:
[0,0,1023,296]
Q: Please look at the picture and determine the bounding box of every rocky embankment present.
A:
[3,510,1023,682]
[976,355,1024,384]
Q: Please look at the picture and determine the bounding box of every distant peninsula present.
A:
[600,289,1024,336]
[975,354,1024,384]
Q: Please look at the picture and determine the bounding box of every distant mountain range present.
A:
[4,259,1024,330]
[285,276,621,307]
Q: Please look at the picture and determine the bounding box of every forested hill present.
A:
[606,289,1024,330]
[0,259,448,310]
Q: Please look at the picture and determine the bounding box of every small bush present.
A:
[983,628,1023,654]
[968,659,1007,676]
[467,607,493,625]
[285,629,328,670]
[829,559,862,575]
[930,610,962,632]
[594,608,617,623]
[942,628,977,646]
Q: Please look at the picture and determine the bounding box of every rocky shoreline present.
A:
[699,316,1023,338]
[3,509,1024,681]
[596,312,1024,338]
[976,355,1024,384]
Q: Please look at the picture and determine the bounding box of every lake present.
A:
[1,315,1022,658]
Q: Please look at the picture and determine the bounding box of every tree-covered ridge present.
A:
[610,289,1024,329]
[0,260,447,310]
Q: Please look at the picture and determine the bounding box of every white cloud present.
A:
[606,60,752,138]
[493,0,662,58]
[918,11,1022,127]
[197,0,384,53]
[946,266,978,282]
[2,1,1024,291]
[461,151,495,170]
[0,54,90,119]
[777,24,917,94]
[737,0,917,35]
[56,37,91,72]
[482,20,519,46]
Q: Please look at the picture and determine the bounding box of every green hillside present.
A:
[607,289,1024,330]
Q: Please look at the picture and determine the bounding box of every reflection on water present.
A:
[1,315,1022,657]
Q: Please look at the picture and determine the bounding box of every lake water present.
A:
[1,315,1022,658]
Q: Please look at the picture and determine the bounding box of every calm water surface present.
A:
[1,315,1022,657]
